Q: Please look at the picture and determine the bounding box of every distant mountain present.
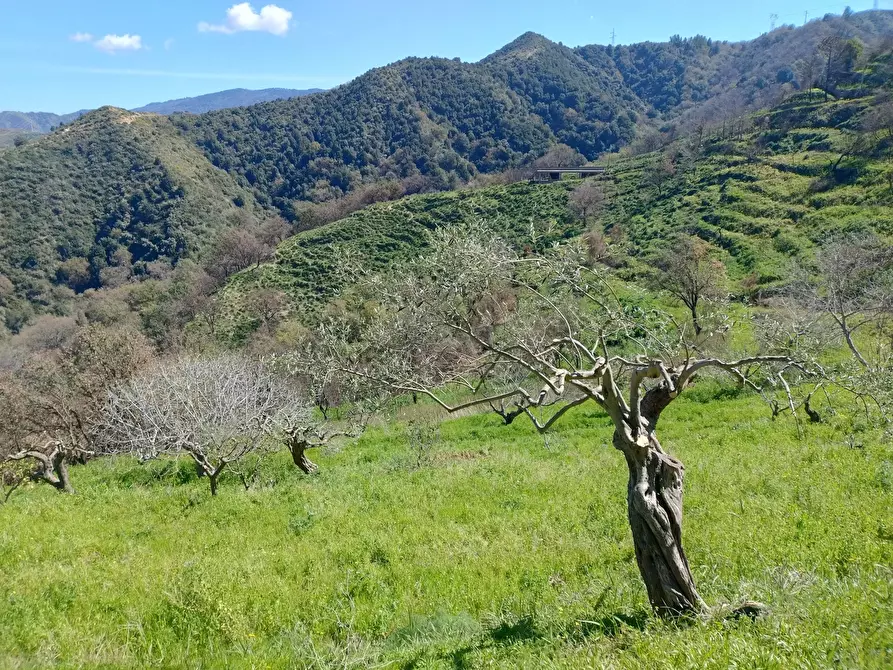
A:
[0,88,324,137]
[0,110,88,133]
[133,88,324,115]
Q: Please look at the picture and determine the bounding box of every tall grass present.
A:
[1,386,890,668]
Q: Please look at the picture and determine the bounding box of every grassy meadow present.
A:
[1,385,891,669]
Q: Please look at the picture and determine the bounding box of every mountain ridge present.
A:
[0,9,891,330]
[0,87,324,136]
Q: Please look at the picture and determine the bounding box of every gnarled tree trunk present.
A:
[10,447,75,495]
[288,439,319,474]
[49,450,75,495]
[614,429,704,616]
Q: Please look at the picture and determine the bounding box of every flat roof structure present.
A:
[532,167,606,182]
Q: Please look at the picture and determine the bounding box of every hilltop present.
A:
[0,107,261,329]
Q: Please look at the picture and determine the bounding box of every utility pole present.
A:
[804,11,808,25]
[770,13,778,30]
[611,29,616,46]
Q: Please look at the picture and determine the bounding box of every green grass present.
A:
[2,386,891,668]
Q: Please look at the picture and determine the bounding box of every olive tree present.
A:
[652,236,729,337]
[272,409,369,474]
[797,235,893,371]
[0,326,153,495]
[267,342,381,473]
[99,356,295,495]
[323,226,802,617]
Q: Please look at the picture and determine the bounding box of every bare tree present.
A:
[864,97,893,141]
[652,236,729,337]
[320,225,803,617]
[274,410,368,474]
[267,343,380,472]
[204,226,276,283]
[797,235,893,370]
[568,181,606,222]
[795,55,822,96]
[99,356,295,495]
[582,227,611,266]
[0,326,153,495]
[532,144,586,169]
[640,155,676,197]
[815,34,861,96]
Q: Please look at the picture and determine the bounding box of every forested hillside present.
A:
[0,107,261,330]
[211,60,893,343]
[579,8,893,128]
[180,11,892,220]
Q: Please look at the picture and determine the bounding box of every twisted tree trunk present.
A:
[50,450,75,495]
[615,430,704,616]
[288,439,319,474]
[9,447,75,494]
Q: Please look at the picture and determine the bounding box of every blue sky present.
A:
[0,1,886,113]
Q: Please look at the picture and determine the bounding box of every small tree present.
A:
[641,154,676,197]
[795,55,822,96]
[321,226,802,617]
[652,236,729,336]
[532,144,586,169]
[274,409,369,474]
[99,356,294,495]
[204,226,275,283]
[816,34,862,95]
[568,181,606,222]
[797,235,893,370]
[268,342,379,471]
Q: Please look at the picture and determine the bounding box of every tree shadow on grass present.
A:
[402,611,657,670]
[488,614,541,645]
[576,610,651,638]
[108,458,202,488]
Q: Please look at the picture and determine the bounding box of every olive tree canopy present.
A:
[99,355,299,495]
[320,224,804,617]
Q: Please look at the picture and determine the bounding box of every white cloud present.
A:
[164,38,175,51]
[199,3,293,36]
[94,34,144,54]
[70,32,94,43]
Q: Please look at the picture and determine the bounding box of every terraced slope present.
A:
[214,87,892,340]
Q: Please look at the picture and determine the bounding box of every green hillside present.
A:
[0,108,260,329]
[213,80,892,342]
